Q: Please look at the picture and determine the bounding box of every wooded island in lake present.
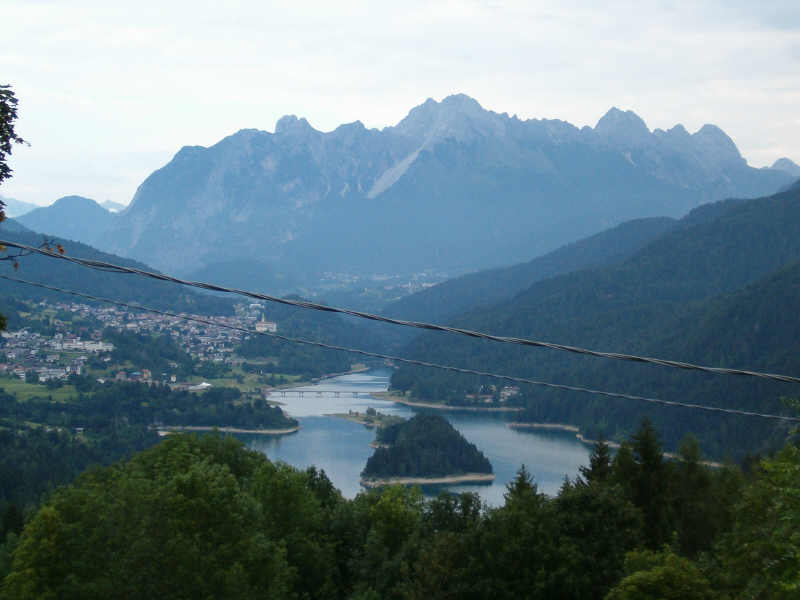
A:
[361,413,494,486]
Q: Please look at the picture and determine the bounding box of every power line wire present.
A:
[3,239,800,385]
[2,273,798,423]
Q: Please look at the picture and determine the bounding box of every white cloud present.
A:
[1,0,798,205]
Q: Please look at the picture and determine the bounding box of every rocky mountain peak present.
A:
[771,157,800,176]
[692,124,744,167]
[275,114,316,136]
[665,123,690,138]
[594,107,651,147]
[394,93,505,142]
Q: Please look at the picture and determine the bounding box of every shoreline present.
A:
[360,472,496,488]
[156,424,300,436]
[376,392,523,412]
[511,422,724,468]
[332,413,379,427]
[309,363,370,384]
[509,422,580,432]
[263,364,373,393]
[330,412,406,429]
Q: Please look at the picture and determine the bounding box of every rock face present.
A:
[95,95,791,280]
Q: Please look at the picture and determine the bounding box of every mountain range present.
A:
[0,195,38,218]
[17,95,792,289]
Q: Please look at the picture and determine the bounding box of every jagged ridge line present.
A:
[2,238,800,385]
[1,273,797,423]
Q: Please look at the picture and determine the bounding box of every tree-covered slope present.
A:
[383,216,676,324]
[4,423,800,600]
[362,413,492,478]
[16,196,117,247]
[391,185,800,457]
[0,221,232,315]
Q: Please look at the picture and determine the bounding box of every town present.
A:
[0,299,278,387]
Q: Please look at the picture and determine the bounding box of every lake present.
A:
[240,368,590,506]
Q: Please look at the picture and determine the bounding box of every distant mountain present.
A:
[770,157,800,177]
[98,95,791,282]
[101,200,127,213]
[383,216,676,324]
[0,220,231,315]
[0,195,38,218]
[390,184,800,459]
[17,196,117,247]
[0,218,33,234]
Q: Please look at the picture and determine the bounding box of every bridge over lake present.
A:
[268,389,373,398]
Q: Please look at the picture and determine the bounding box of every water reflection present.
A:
[241,369,590,505]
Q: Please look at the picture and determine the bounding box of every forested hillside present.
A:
[235,294,401,377]
[15,196,116,248]
[391,185,800,458]
[383,216,676,324]
[3,429,798,599]
[0,222,232,315]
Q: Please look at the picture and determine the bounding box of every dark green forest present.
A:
[391,186,800,459]
[102,329,196,375]
[0,376,296,510]
[2,427,798,599]
[238,334,352,379]
[363,414,492,478]
[383,216,676,325]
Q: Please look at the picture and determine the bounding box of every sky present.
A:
[2,0,799,207]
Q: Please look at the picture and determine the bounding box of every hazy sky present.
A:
[2,0,799,206]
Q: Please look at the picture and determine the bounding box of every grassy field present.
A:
[0,376,78,402]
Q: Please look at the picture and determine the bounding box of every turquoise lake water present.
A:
[240,369,590,506]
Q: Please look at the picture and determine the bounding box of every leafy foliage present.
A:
[103,329,195,375]
[3,422,799,599]
[363,414,492,478]
[605,549,716,600]
[0,84,25,195]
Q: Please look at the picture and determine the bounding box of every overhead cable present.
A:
[1,274,798,423]
[2,239,800,385]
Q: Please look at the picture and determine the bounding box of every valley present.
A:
[3,67,800,596]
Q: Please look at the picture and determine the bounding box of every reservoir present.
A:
[241,368,590,506]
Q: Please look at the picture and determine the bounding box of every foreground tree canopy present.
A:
[0,84,26,217]
[2,423,799,599]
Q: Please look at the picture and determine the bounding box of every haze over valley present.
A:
[12,95,797,302]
